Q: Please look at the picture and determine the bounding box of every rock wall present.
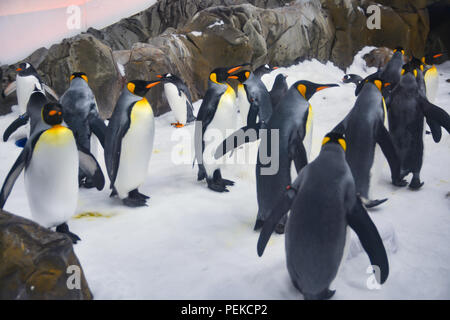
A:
[0,0,446,117]
[0,210,92,300]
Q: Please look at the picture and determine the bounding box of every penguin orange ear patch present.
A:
[245,71,250,79]
[413,70,418,78]
[321,136,330,146]
[81,75,88,82]
[70,75,75,81]
[127,82,136,93]
[338,138,346,151]
[374,80,382,91]
[297,84,306,98]
[209,73,218,84]
[401,69,405,76]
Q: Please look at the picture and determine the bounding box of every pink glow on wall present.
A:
[0,0,157,65]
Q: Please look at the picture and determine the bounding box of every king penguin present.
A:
[0,103,105,243]
[253,64,279,78]
[215,80,338,233]
[387,67,450,189]
[195,65,244,192]
[157,73,195,128]
[2,62,58,114]
[59,72,107,188]
[420,54,441,103]
[105,80,161,207]
[257,132,389,300]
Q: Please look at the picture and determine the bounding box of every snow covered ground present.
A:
[1,48,449,299]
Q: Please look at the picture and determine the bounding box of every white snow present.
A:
[1,48,449,299]
[207,20,224,29]
[190,31,203,37]
[116,62,125,77]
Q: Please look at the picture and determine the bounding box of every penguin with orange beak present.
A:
[195,65,244,192]
[215,80,339,233]
[104,80,161,207]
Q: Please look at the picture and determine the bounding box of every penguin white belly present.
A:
[164,83,187,124]
[115,102,155,198]
[424,66,438,103]
[237,84,250,126]
[25,126,78,228]
[203,87,236,177]
[17,75,41,113]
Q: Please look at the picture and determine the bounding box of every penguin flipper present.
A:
[42,84,59,101]
[105,118,129,188]
[419,97,450,142]
[214,124,260,160]
[186,100,196,123]
[2,81,17,98]
[3,113,30,142]
[0,147,29,208]
[375,124,404,185]
[347,197,389,284]
[289,131,308,173]
[257,186,298,257]
[77,146,105,190]
[89,115,107,148]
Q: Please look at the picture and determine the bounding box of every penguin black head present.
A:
[402,57,424,76]
[156,73,180,83]
[16,62,31,72]
[321,132,346,152]
[42,103,63,126]
[70,72,88,82]
[421,53,446,65]
[231,70,251,83]
[254,64,278,76]
[393,46,405,56]
[127,80,161,97]
[16,62,37,76]
[294,80,339,100]
[209,65,247,84]
[342,74,363,85]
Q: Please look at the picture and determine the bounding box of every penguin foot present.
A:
[275,223,285,234]
[129,189,150,200]
[392,177,408,187]
[409,178,424,190]
[253,219,264,231]
[56,223,81,244]
[80,177,95,189]
[110,189,118,198]
[171,122,184,128]
[220,178,235,186]
[207,181,229,192]
[122,197,148,207]
[304,289,336,300]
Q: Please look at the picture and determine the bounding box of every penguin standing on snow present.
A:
[59,72,107,188]
[388,67,450,189]
[2,62,58,114]
[195,65,244,192]
[257,132,389,300]
[334,78,407,207]
[157,73,195,128]
[105,80,161,207]
[420,54,443,103]
[0,103,105,243]
[215,80,338,233]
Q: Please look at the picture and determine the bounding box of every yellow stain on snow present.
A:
[73,212,113,219]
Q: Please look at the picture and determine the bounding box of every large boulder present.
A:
[0,210,92,300]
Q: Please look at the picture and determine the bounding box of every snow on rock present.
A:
[0,48,449,299]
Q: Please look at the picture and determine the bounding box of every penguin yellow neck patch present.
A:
[35,125,73,148]
[131,98,152,123]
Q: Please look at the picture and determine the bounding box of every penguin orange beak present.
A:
[228,75,238,79]
[16,68,22,71]
[272,67,279,70]
[227,66,243,74]
[156,75,163,78]
[316,86,330,92]
[433,53,443,58]
[384,82,391,87]
[146,81,161,88]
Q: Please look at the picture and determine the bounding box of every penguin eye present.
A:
[127,82,136,93]
[338,139,346,151]
[81,75,88,82]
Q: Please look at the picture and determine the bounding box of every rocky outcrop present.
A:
[0,209,92,300]
[0,0,446,117]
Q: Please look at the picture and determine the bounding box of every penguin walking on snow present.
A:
[215,80,338,233]
[157,73,195,128]
[387,67,450,189]
[195,65,244,192]
[105,80,161,207]
[0,103,105,243]
[59,72,107,188]
[334,78,408,207]
[257,132,389,300]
